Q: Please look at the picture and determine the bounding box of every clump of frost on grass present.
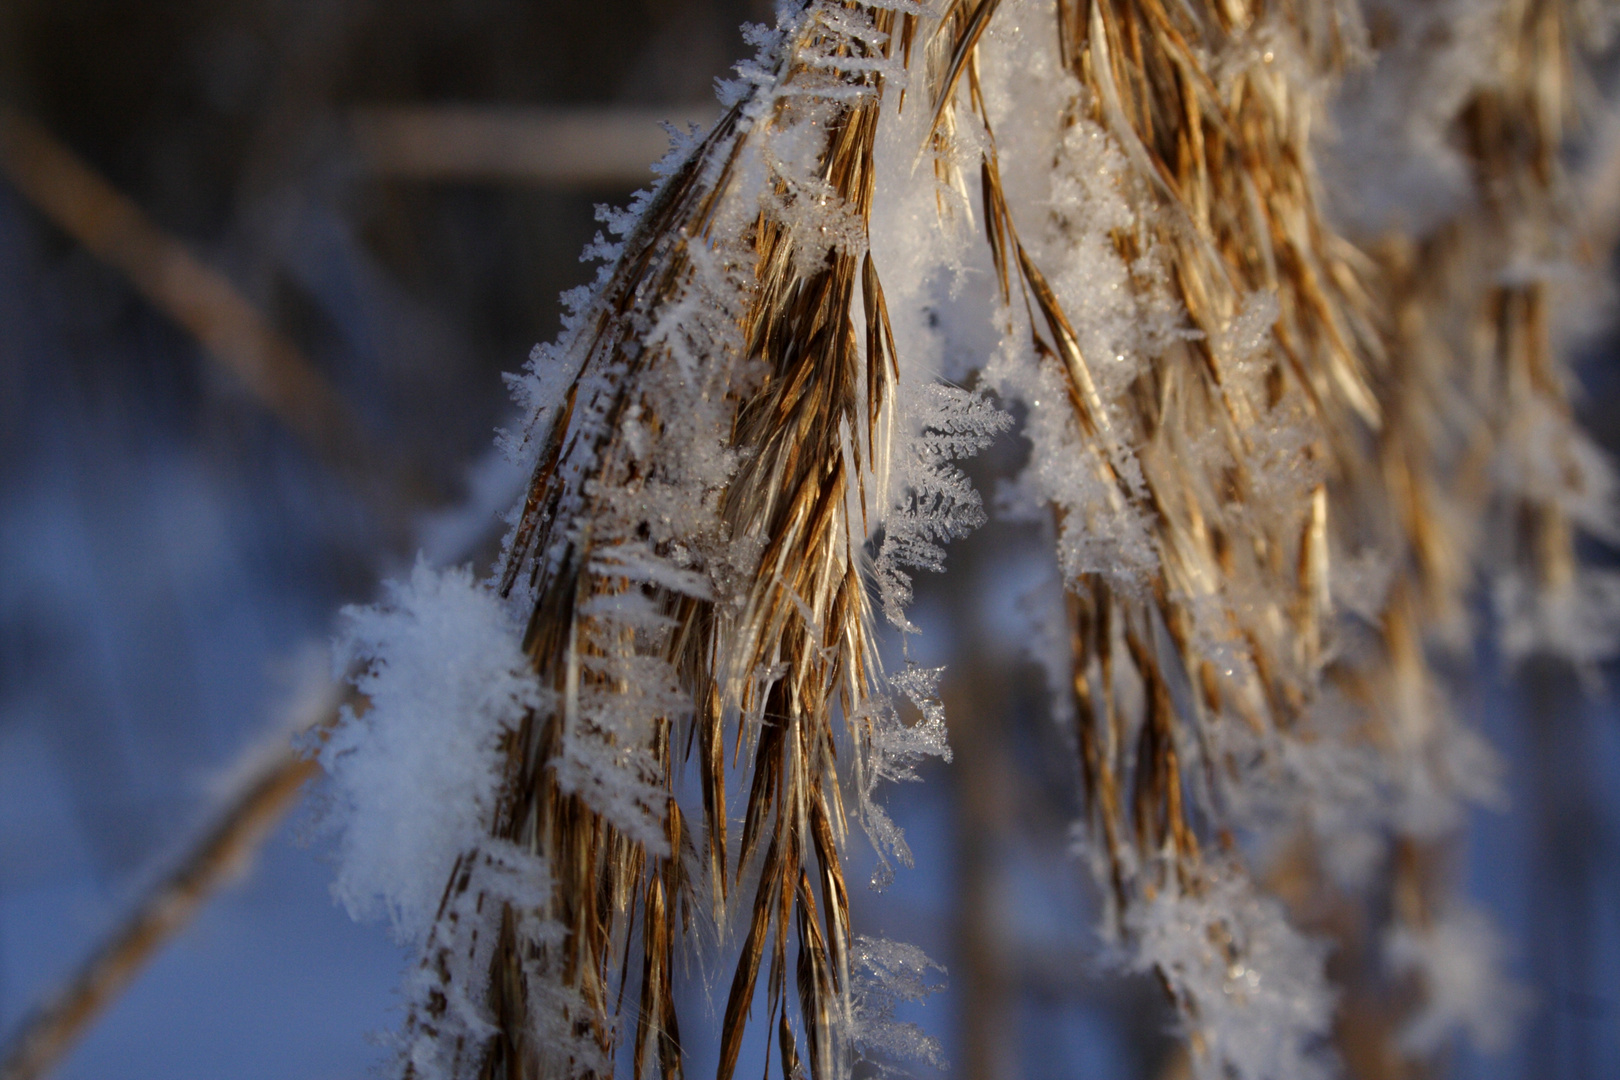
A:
[397,840,565,1080]
[1210,688,1391,889]
[874,382,1011,632]
[1125,870,1337,1080]
[1490,394,1620,667]
[853,663,953,889]
[849,936,948,1073]
[1326,0,1501,237]
[323,559,543,943]
[974,1,1167,592]
[1495,568,1620,668]
[1385,905,1528,1057]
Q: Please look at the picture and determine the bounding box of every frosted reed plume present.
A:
[1324,0,1619,1059]
[328,4,991,1079]
[956,0,1382,1073]
[317,1,1620,1078]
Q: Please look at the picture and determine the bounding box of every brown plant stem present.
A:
[350,106,718,185]
[0,684,347,1080]
[0,105,377,487]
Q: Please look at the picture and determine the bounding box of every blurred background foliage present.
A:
[0,1,1615,1078]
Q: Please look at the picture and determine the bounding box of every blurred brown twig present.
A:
[0,681,348,1080]
[349,105,713,185]
[0,96,709,1079]
[0,105,372,475]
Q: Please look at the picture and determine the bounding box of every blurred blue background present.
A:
[0,2,1616,1078]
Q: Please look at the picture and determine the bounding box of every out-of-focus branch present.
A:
[1582,105,1620,259]
[0,97,703,1080]
[0,680,348,1080]
[0,106,371,474]
[349,105,713,185]
[950,676,1015,1080]
[0,456,524,1078]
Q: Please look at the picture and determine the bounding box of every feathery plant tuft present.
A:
[320,1,1620,1078]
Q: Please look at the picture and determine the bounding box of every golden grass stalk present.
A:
[922,0,1602,1071]
[931,0,1380,1008]
[0,105,374,484]
[401,6,934,1079]
[1374,0,1603,648]
[1342,0,1612,1060]
[0,679,348,1080]
[1034,0,1382,895]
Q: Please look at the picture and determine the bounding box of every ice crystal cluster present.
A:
[320,0,1620,1078]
